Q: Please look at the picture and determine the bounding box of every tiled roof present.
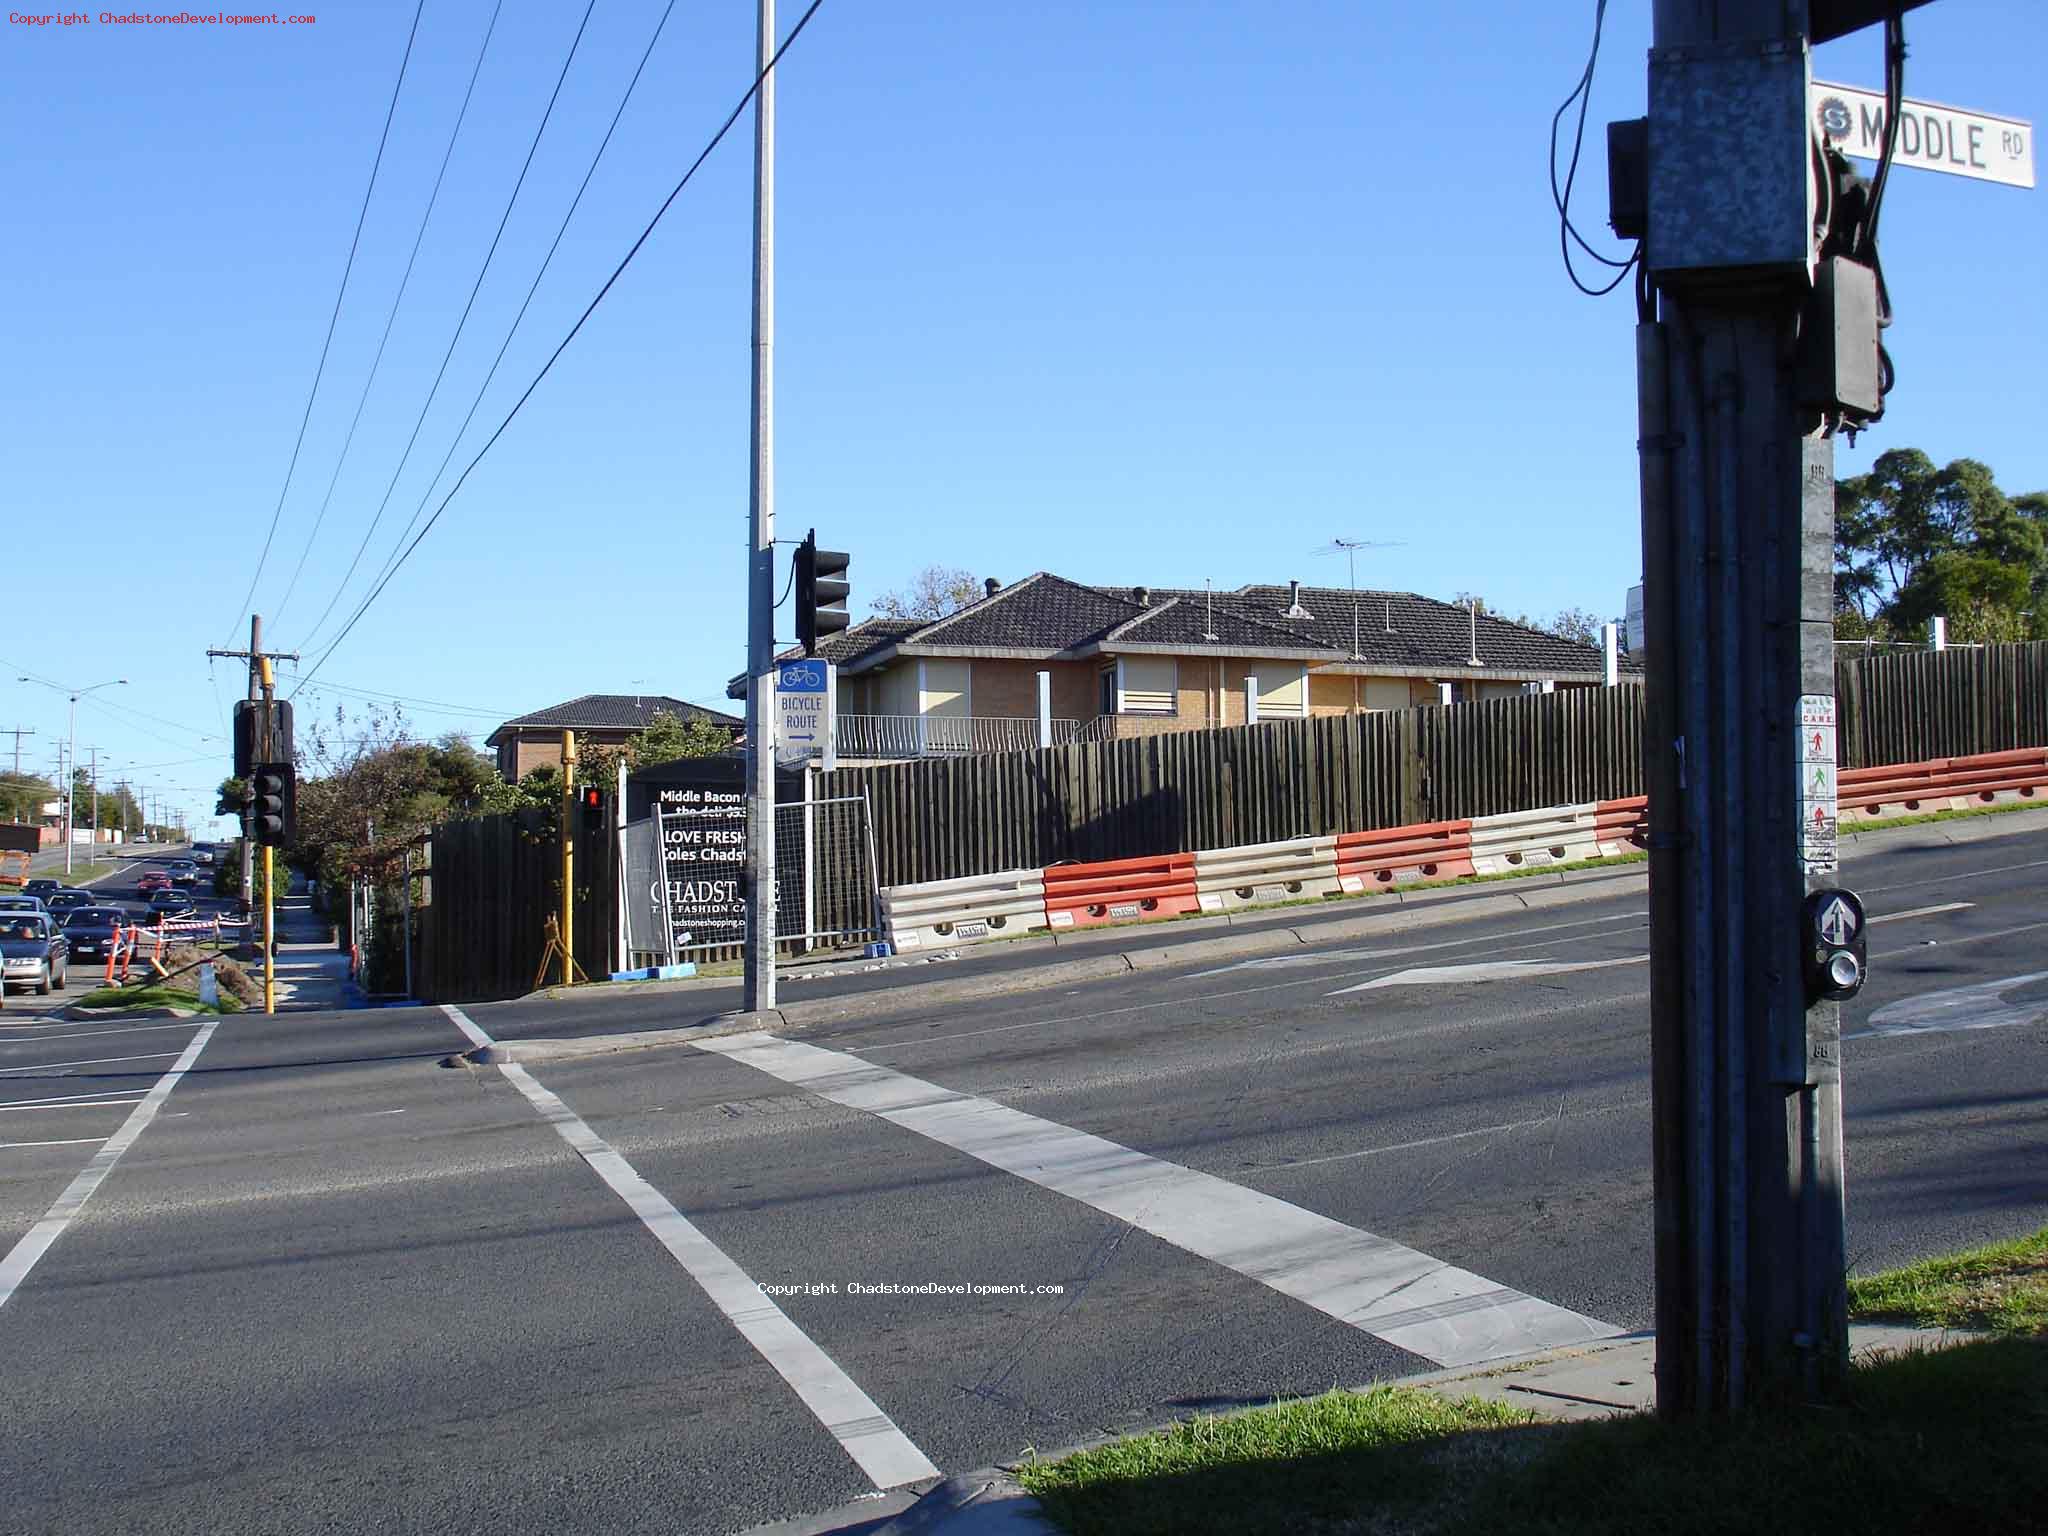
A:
[491,694,741,741]
[910,573,1143,652]
[724,617,925,699]
[1102,596,1332,652]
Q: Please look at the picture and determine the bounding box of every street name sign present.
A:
[1812,80,2034,189]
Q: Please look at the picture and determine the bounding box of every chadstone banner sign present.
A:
[655,783,747,954]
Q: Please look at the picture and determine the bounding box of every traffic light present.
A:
[795,529,850,655]
[233,699,294,779]
[251,763,294,848]
[577,783,604,833]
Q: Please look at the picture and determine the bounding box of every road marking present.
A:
[440,1005,939,1492]
[0,1050,184,1076]
[1186,912,1649,978]
[0,1097,150,1114]
[1867,901,1973,924]
[0,1088,150,1108]
[0,1137,110,1149]
[1849,972,2048,1040]
[699,1032,1618,1368]
[0,1022,204,1046]
[0,1022,215,1314]
[1328,956,1648,995]
[1241,1100,1645,1177]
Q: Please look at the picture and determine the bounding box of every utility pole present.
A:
[86,746,101,859]
[4,726,32,777]
[743,0,778,1013]
[206,615,298,912]
[560,731,577,988]
[1632,0,1902,1417]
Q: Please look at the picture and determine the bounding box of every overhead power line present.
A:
[272,0,509,631]
[219,0,427,646]
[293,0,832,692]
[293,0,602,655]
[337,0,686,642]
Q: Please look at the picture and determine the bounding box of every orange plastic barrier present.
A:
[1333,820,1475,890]
[1043,852,1201,929]
[1593,795,1649,856]
[1838,748,2048,822]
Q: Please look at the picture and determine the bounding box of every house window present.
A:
[1118,657,1177,715]
[1099,666,1117,717]
[1255,664,1308,718]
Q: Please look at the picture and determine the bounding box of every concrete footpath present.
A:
[266,886,361,1011]
[755,1324,1980,1536]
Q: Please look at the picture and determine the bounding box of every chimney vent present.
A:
[1283,578,1312,619]
[1134,586,1152,606]
[984,577,1000,598]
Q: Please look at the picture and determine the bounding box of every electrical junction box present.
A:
[1648,38,1816,284]
[1797,257,1883,418]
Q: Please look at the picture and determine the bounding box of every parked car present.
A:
[146,890,197,921]
[1,912,68,994]
[137,870,173,894]
[24,878,60,899]
[60,906,128,963]
[46,889,97,916]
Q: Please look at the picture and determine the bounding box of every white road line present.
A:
[1186,912,1649,978]
[440,1005,939,1492]
[0,1050,184,1076]
[0,1022,204,1046]
[0,1138,110,1149]
[0,1098,151,1114]
[1241,1100,1645,1177]
[1868,901,1974,924]
[0,1022,216,1314]
[1848,972,2048,1040]
[699,1032,1618,1369]
[0,1088,150,1108]
[1328,956,1648,995]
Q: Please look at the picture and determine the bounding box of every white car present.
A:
[192,849,215,866]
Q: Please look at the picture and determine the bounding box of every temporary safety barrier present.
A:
[1043,852,1200,930]
[1593,795,1649,857]
[1194,837,1343,912]
[883,866,1048,951]
[1334,820,1474,891]
[1837,748,2048,824]
[1466,804,1602,876]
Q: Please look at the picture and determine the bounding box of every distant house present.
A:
[729,573,1641,760]
[485,694,742,782]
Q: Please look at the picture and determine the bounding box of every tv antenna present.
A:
[1311,537,1406,659]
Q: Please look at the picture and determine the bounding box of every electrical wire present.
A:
[271,0,509,631]
[330,0,685,648]
[1550,0,1640,298]
[292,0,602,656]
[219,0,427,647]
[291,0,832,693]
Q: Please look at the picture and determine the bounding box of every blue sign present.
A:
[780,660,828,692]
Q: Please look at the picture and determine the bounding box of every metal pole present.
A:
[743,0,778,1012]
[561,730,577,987]
[1642,0,1849,1417]
[64,694,76,875]
[89,747,100,864]
[263,845,275,1014]
[402,846,414,1000]
[243,614,259,907]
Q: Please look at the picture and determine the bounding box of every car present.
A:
[167,861,200,886]
[0,912,68,994]
[0,893,50,919]
[146,889,197,921]
[192,848,215,866]
[60,906,129,963]
[45,889,97,916]
[24,878,60,899]
[137,870,173,894]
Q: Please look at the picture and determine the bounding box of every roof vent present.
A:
[1133,586,1151,606]
[984,577,1000,598]
[1283,578,1312,620]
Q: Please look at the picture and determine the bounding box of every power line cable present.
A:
[1550,0,1639,298]
[219,0,427,646]
[292,0,831,692]
[330,0,685,641]
[292,0,601,655]
[272,0,509,630]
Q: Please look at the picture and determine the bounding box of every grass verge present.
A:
[1024,1229,2048,1536]
[1850,1224,2048,1335]
[72,984,242,1014]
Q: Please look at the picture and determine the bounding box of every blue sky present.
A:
[5,1,2044,833]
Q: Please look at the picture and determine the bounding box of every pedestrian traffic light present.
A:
[577,783,603,832]
[1801,888,1867,1005]
[795,529,850,655]
[251,763,294,848]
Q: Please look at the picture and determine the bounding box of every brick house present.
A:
[485,694,742,783]
[731,573,1642,760]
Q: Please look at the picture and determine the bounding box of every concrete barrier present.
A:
[882,867,1048,951]
[1193,836,1343,912]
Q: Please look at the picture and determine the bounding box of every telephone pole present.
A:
[207,614,298,906]
[1631,0,1913,1416]
[743,0,779,1013]
[4,726,32,777]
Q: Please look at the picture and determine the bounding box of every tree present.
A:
[0,771,57,825]
[1835,449,2046,641]
[871,564,983,620]
[577,709,733,792]
[1451,595,1609,648]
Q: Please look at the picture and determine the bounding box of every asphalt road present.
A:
[0,816,2042,1535]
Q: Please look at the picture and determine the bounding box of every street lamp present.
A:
[17,676,127,875]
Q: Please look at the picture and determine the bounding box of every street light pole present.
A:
[17,676,125,875]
